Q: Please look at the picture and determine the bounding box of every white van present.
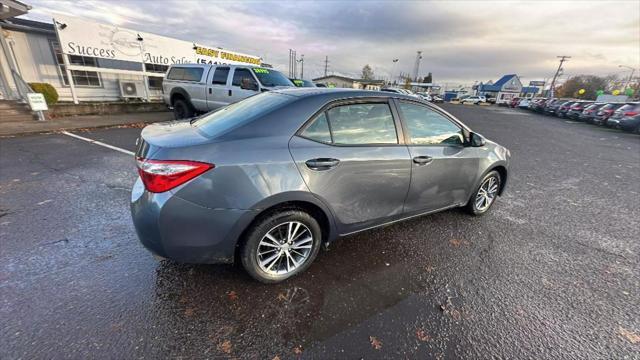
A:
[162,64,294,119]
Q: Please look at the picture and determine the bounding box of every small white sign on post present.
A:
[27,93,48,121]
[27,93,48,111]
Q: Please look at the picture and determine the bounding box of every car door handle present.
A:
[228,89,232,96]
[413,156,433,165]
[208,88,212,94]
[305,158,340,170]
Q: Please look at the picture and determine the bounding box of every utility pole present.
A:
[297,54,304,79]
[412,51,422,82]
[549,55,570,98]
[288,49,298,78]
[324,56,329,77]
[293,50,297,78]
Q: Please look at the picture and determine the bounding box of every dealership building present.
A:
[0,0,261,104]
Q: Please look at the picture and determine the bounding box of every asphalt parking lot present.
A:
[1,104,639,359]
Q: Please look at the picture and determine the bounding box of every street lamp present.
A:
[619,65,636,90]
[391,59,399,85]
[297,54,304,79]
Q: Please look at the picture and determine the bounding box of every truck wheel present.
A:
[173,99,194,119]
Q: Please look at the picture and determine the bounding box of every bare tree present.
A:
[361,65,374,80]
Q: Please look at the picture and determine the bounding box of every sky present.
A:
[22,0,640,86]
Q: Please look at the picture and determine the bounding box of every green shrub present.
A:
[28,83,59,105]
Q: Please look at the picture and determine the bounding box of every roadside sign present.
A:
[529,81,545,86]
[27,93,48,111]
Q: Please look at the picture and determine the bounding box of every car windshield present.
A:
[291,79,316,87]
[192,92,292,137]
[251,68,294,87]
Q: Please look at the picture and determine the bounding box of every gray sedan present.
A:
[131,89,510,283]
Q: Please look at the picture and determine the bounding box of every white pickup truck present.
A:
[162,64,294,119]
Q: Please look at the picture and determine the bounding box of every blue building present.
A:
[478,74,523,105]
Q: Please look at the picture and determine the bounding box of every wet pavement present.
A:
[1,104,639,359]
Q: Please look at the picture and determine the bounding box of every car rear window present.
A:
[192,92,291,137]
[166,67,204,82]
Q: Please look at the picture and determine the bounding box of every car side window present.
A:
[232,68,257,87]
[182,67,204,82]
[398,102,464,145]
[326,103,397,144]
[301,113,332,143]
[211,67,229,85]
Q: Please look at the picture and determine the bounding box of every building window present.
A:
[143,64,168,90]
[148,77,163,90]
[144,63,169,74]
[51,41,101,87]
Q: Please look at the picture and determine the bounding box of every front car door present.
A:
[394,100,479,214]
[229,67,259,104]
[289,99,412,234]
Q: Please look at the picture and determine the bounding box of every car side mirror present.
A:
[240,78,258,91]
[469,132,486,147]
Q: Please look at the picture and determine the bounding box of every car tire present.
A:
[466,170,501,216]
[240,210,322,284]
[173,98,194,119]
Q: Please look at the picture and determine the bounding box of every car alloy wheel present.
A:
[257,221,313,275]
[474,175,499,212]
[241,210,322,283]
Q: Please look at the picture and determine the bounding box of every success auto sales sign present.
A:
[53,15,261,67]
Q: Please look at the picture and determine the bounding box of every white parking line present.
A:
[61,131,135,156]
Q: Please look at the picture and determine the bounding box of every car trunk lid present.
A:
[136,120,211,159]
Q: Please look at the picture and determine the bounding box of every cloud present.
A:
[23,0,640,84]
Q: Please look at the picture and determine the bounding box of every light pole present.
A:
[297,55,304,79]
[136,33,150,102]
[391,59,398,85]
[619,65,636,90]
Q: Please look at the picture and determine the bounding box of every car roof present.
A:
[168,63,261,69]
[272,87,419,101]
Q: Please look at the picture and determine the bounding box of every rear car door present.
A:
[395,100,479,213]
[289,99,412,234]
[206,66,231,110]
[229,67,260,104]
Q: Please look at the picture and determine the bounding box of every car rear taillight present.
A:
[136,158,214,193]
[624,111,639,116]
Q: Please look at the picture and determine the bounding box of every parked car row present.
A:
[380,88,443,103]
[508,97,640,134]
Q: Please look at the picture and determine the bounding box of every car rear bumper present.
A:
[130,178,257,264]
